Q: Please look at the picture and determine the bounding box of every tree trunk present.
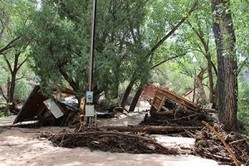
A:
[211,0,238,130]
[188,21,216,106]
[207,53,215,104]
[8,73,16,104]
[129,84,144,112]
[120,79,135,107]
[6,70,18,114]
[194,68,207,105]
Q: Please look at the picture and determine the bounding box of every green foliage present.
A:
[100,98,119,109]
[26,0,149,100]
[26,2,89,95]
[14,79,32,102]
[238,110,249,134]
[150,57,195,95]
[238,71,249,134]
[0,111,11,117]
[0,0,35,105]
[1,0,249,129]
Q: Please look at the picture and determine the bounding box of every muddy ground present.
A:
[0,113,219,166]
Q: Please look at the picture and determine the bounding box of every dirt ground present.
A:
[0,114,219,166]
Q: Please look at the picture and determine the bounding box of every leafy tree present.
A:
[238,69,249,133]
[231,0,249,133]
[0,0,35,113]
[184,1,218,106]
[26,0,148,103]
[124,0,199,111]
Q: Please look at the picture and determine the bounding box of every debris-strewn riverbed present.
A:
[0,114,219,166]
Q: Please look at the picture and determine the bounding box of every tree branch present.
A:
[15,76,25,81]
[17,56,29,71]
[187,21,208,52]
[0,86,8,102]
[150,52,187,70]
[237,57,248,74]
[0,36,20,54]
[146,0,199,58]
[187,21,218,77]
[3,54,12,73]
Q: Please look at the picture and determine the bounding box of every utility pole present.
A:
[85,0,97,125]
[89,0,96,91]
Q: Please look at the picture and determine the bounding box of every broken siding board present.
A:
[153,98,161,106]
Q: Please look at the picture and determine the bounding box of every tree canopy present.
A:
[1,0,249,131]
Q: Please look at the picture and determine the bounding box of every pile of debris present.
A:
[195,121,249,165]
[12,85,115,127]
[12,85,249,165]
[13,85,80,127]
[42,130,179,154]
[140,87,213,136]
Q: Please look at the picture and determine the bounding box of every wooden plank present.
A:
[161,106,174,114]
[157,96,166,112]
[154,95,163,100]
[152,104,158,110]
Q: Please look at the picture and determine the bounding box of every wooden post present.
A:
[78,97,86,131]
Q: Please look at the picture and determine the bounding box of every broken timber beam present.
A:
[100,125,202,134]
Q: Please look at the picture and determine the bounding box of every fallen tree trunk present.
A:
[100,125,202,134]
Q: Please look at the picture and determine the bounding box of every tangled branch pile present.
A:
[44,131,178,154]
[194,122,249,165]
[145,109,211,127]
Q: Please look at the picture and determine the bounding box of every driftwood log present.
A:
[100,125,202,134]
